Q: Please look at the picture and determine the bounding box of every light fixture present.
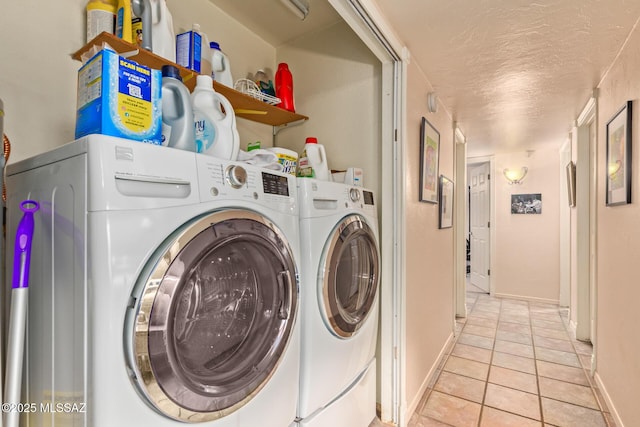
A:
[427,92,438,113]
[503,167,528,184]
[280,0,309,20]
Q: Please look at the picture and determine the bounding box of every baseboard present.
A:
[405,332,455,421]
[492,292,559,305]
[594,372,625,427]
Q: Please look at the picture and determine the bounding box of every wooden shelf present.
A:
[72,33,309,127]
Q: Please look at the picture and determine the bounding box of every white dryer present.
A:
[296,178,380,427]
[5,134,301,426]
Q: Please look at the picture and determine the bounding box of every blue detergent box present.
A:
[176,30,202,73]
[75,49,162,143]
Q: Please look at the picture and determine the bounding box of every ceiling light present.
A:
[503,167,528,184]
[280,0,309,20]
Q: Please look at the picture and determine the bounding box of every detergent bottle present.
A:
[115,0,133,43]
[150,0,175,62]
[297,137,329,180]
[210,42,233,87]
[191,75,239,160]
[275,62,295,112]
[86,0,117,42]
[161,65,196,151]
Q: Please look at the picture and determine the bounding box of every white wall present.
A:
[594,18,640,426]
[492,148,561,303]
[404,61,455,415]
[274,21,382,197]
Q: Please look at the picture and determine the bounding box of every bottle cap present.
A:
[162,65,182,81]
[196,74,213,87]
[210,41,221,51]
[278,63,289,69]
[305,137,317,144]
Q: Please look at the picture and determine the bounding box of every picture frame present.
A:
[419,117,440,203]
[438,175,454,229]
[606,100,632,206]
[511,194,542,214]
[566,161,576,207]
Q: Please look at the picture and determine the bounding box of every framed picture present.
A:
[606,100,632,206]
[438,175,454,228]
[566,161,576,207]
[419,117,440,203]
[511,193,542,214]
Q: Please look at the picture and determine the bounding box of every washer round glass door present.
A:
[321,214,379,338]
[127,210,298,422]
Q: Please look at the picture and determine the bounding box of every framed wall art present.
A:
[511,194,542,214]
[438,175,454,229]
[606,100,632,206]
[419,117,440,203]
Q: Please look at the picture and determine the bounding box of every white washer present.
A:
[296,178,380,427]
[5,135,301,426]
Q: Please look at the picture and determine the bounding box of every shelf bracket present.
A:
[273,118,307,136]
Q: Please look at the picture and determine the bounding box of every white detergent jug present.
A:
[161,65,196,151]
[191,75,239,160]
[210,42,233,87]
[298,137,330,180]
[149,0,175,62]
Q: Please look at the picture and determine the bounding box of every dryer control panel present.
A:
[196,155,297,215]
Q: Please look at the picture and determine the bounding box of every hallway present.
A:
[408,290,616,426]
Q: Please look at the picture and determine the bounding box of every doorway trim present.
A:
[328,0,407,424]
[574,94,597,356]
[454,126,467,318]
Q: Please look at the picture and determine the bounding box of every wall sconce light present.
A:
[427,92,438,113]
[503,167,528,184]
[280,0,309,20]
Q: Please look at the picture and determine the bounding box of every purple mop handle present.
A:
[12,200,39,289]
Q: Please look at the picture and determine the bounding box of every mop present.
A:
[3,200,39,427]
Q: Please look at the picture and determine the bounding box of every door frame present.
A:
[574,95,597,356]
[328,0,407,424]
[454,127,467,318]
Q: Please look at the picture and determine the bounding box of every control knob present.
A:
[225,165,247,189]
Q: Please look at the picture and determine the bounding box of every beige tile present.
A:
[492,351,536,374]
[539,377,599,410]
[541,397,606,427]
[500,314,530,325]
[451,343,493,364]
[533,335,575,353]
[579,353,593,370]
[494,340,534,358]
[421,390,481,427]
[496,330,532,345]
[532,326,570,340]
[573,340,594,356]
[484,383,540,420]
[535,347,581,368]
[434,371,486,404]
[469,309,500,321]
[480,406,542,427]
[531,318,566,331]
[457,333,495,350]
[489,366,538,394]
[408,413,453,427]
[499,322,532,334]
[466,316,499,328]
[536,360,590,386]
[443,355,490,381]
[530,312,563,323]
[463,324,497,338]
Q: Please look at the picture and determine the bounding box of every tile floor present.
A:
[407,289,616,427]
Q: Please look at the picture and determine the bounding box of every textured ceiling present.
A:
[375,0,640,156]
[211,0,640,157]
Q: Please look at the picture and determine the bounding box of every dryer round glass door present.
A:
[321,214,380,338]
[125,210,298,422]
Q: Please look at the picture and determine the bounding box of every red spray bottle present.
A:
[275,62,295,112]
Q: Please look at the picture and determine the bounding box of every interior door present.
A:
[469,163,490,293]
[125,209,298,423]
